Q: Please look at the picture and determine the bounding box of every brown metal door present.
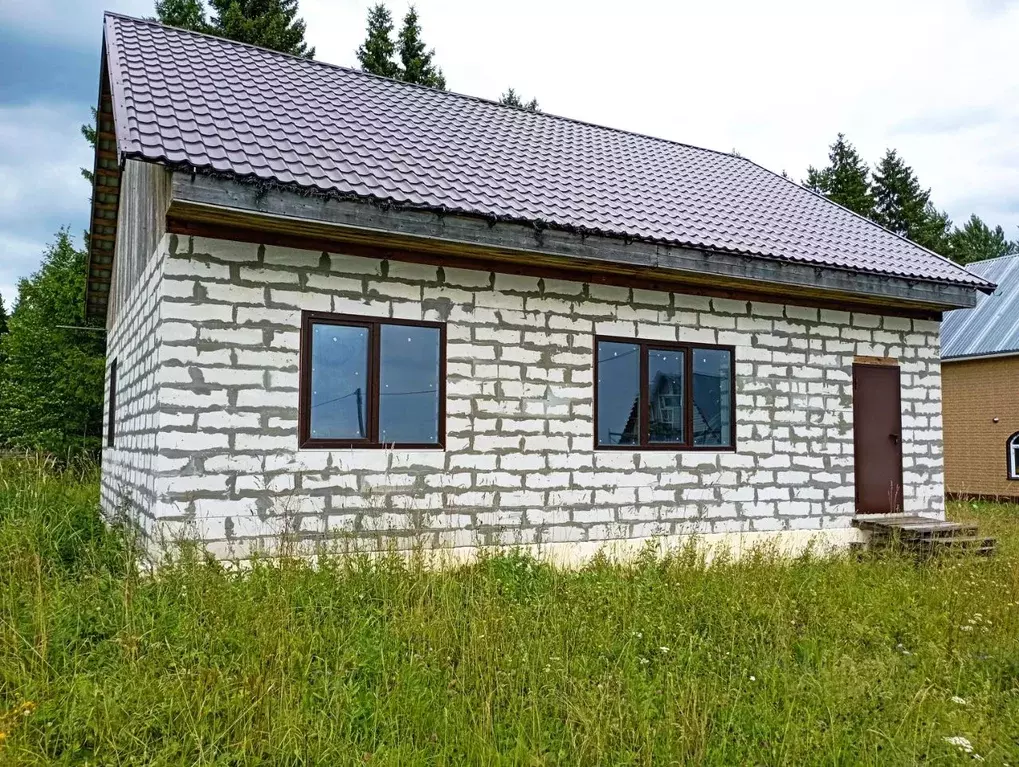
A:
[853,364,904,514]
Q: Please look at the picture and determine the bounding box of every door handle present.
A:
[889,433,900,445]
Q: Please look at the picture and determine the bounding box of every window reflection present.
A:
[309,324,369,439]
[648,348,685,443]
[597,341,640,445]
[693,348,732,447]
[379,325,440,444]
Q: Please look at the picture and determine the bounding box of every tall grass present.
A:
[0,455,1017,764]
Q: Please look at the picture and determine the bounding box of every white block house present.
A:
[87,14,992,559]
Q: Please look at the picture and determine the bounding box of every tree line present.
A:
[805,134,1016,265]
[0,0,1012,456]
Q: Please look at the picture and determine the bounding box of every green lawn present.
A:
[0,456,1017,765]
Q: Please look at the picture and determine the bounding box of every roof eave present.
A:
[166,169,981,314]
[942,350,1019,363]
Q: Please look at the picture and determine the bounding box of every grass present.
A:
[0,457,1017,764]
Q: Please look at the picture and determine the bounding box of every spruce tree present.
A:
[949,215,1018,265]
[398,6,445,88]
[872,149,930,238]
[0,231,106,455]
[913,203,953,256]
[206,0,314,58]
[80,108,97,184]
[499,88,540,112]
[357,4,401,79]
[804,134,874,218]
[155,0,208,30]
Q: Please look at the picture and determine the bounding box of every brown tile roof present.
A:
[98,12,989,296]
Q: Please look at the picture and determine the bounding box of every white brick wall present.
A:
[120,235,945,557]
[100,237,165,537]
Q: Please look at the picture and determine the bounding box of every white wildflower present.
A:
[950,696,968,705]
[960,625,974,632]
[749,675,756,682]
[639,657,650,665]
[944,736,973,753]
[659,647,670,654]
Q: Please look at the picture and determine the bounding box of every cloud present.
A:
[0,0,151,49]
[0,101,92,306]
[892,106,1006,137]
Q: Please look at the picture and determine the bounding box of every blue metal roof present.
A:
[941,255,1019,360]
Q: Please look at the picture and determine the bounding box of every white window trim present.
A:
[1009,432,1019,481]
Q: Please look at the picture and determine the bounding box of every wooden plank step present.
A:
[853,516,976,536]
[870,525,980,540]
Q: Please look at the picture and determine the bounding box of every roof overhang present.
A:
[942,350,1019,364]
[84,41,122,319]
[161,171,981,319]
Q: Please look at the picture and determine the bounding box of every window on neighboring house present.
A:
[299,312,446,449]
[107,359,117,448]
[595,338,735,450]
[1009,432,1019,481]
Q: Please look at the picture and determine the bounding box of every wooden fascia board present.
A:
[85,44,119,319]
[168,171,977,313]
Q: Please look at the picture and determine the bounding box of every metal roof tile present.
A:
[941,255,1019,359]
[103,12,990,289]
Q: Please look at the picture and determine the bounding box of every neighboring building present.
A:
[941,256,1019,500]
[89,14,993,560]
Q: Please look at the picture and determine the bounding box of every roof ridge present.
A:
[103,11,746,164]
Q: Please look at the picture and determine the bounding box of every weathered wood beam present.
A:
[169,172,978,310]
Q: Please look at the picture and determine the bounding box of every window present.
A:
[595,337,734,450]
[299,313,445,449]
[1009,432,1019,481]
[106,359,117,448]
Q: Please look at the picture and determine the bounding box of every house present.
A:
[89,13,993,560]
[941,255,1019,500]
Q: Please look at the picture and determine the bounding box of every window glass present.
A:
[597,341,640,445]
[1009,433,1019,480]
[379,324,441,444]
[107,359,117,448]
[648,348,685,443]
[692,348,733,447]
[309,323,369,440]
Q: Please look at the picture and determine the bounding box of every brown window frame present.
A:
[106,358,117,448]
[594,336,736,451]
[298,311,447,450]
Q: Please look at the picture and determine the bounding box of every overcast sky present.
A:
[2,0,1018,306]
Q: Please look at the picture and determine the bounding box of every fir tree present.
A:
[913,203,953,256]
[871,149,930,238]
[80,108,97,184]
[949,214,1018,265]
[804,133,874,218]
[500,88,540,112]
[155,0,208,30]
[0,294,8,338]
[357,4,401,79]
[398,6,445,88]
[207,0,315,58]
[0,231,106,455]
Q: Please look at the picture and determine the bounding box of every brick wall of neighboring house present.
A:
[103,234,946,559]
[943,355,1019,499]
[100,240,164,536]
